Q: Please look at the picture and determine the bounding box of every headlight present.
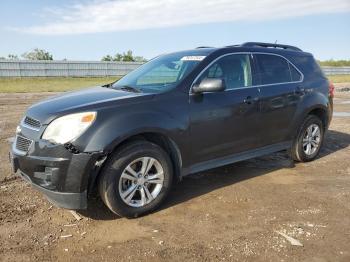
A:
[42,112,96,144]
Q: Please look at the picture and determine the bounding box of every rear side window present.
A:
[289,64,302,81]
[255,54,301,85]
[197,54,252,90]
[291,55,322,80]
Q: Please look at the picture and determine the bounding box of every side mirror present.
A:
[192,78,226,94]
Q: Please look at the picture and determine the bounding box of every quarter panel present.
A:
[287,91,329,139]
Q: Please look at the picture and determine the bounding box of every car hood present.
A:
[26,86,150,124]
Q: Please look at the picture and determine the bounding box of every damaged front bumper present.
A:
[10,138,103,209]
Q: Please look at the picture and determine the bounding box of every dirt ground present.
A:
[1,85,350,262]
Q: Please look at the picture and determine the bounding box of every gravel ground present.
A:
[0,84,350,261]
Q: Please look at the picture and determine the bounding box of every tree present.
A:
[121,50,134,62]
[134,56,148,62]
[114,53,123,61]
[101,50,147,62]
[7,54,19,60]
[0,54,19,60]
[101,55,113,61]
[22,48,53,60]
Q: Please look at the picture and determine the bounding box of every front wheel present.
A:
[291,115,324,162]
[98,141,173,218]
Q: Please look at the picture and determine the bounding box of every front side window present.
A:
[196,54,252,90]
[255,54,302,84]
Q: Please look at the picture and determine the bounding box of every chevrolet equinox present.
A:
[10,42,334,218]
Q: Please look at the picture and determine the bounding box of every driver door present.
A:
[189,54,261,164]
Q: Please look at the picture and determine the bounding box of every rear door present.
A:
[189,53,261,164]
[253,53,303,146]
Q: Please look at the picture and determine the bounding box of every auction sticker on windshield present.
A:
[180,56,206,61]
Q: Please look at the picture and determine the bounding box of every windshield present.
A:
[112,52,206,93]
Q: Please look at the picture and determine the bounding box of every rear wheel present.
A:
[291,115,324,162]
[98,141,173,218]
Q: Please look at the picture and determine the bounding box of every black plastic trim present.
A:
[183,141,291,176]
[19,171,87,209]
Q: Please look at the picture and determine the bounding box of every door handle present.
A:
[295,86,305,95]
[244,96,258,104]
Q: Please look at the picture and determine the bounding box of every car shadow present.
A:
[78,129,350,220]
[318,129,350,158]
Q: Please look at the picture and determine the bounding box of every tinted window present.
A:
[256,54,292,84]
[197,54,252,90]
[207,64,223,78]
[289,63,302,81]
[292,55,325,79]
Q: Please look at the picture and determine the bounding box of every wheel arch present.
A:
[306,107,329,129]
[88,131,183,193]
[288,89,330,140]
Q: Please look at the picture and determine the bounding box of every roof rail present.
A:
[196,46,214,49]
[225,44,241,48]
[241,42,302,52]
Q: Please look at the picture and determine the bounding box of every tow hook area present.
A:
[95,155,107,167]
[87,154,108,194]
[64,143,81,154]
[63,140,108,195]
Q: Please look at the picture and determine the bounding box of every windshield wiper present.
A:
[102,83,113,88]
[119,86,141,93]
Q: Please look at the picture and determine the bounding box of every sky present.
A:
[1,0,350,61]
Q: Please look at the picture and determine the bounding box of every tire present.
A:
[98,140,173,218]
[291,115,324,162]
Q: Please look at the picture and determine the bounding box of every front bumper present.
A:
[10,139,102,209]
[19,171,87,209]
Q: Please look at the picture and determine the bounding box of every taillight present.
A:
[329,82,335,98]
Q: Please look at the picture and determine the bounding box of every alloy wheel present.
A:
[302,124,321,156]
[118,157,164,207]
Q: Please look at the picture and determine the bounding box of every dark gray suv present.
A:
[10,42,334,217]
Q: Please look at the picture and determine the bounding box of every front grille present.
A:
[15,135,33,153]
[23,116,41,130]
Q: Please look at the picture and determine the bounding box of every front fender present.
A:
[72,89,190,155]
[89,111,186,151]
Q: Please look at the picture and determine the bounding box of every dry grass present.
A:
[0,75,349,93]
[327,75,350,83]
[0,77,119,93]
